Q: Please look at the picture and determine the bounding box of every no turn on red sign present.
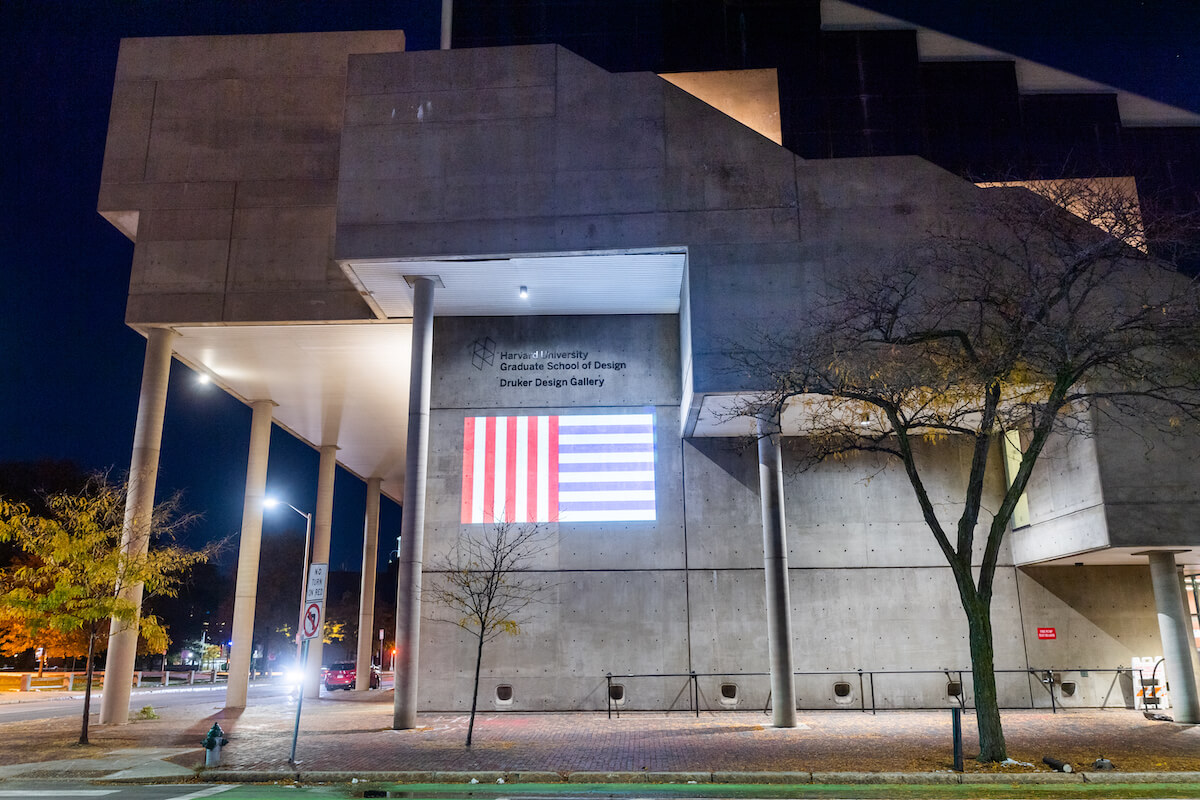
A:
[300,562,328,642]
[301,601,324,641]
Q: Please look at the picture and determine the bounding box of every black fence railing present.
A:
[603,667,1149,717]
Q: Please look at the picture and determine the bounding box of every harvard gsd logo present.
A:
[470,337,496,370]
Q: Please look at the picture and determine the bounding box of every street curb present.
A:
[960,772,1081,783]
[812,772,961,784]
[1080,771,1200,783]
[712,771,813,784]
[567,772,649,783]
[184,769,1200,786]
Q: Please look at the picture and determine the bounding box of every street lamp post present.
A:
[265,498,313,663]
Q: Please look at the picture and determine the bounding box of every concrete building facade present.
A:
[96,9,1200,725]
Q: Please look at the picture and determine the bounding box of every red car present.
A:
[323,661,380,691]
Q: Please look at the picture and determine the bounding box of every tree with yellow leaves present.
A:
[732,178,1200,761]
[0,475,210,744]
[425,518,554,746]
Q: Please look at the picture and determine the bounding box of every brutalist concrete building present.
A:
[94,2,1200,725]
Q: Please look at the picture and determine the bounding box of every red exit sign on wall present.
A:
[1037,627,1057,640]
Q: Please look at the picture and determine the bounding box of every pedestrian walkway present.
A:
[0,685,1198,786]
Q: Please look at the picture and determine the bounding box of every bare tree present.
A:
[425,519,554,746]
[730,178,1200,762]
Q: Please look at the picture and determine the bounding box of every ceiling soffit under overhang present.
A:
[168,322,413,503]
[341,251,687,319]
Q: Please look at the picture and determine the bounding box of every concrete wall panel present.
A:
[100,80,155,185]
[431,315,679,411]
[346,85,557,127]
[102,30,405,324]
[99,181,236,213]
[1012,422,1111,564]
[1094,412,1200,548]
[1018,565,1161,665]
[554,48,664,122]
[130,239,229,290]
[420,570,691,711]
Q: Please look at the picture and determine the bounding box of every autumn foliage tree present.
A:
[732,178,1200,761]
[425,519,553,746]
[0,474,209,744]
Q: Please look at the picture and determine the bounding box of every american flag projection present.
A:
[460,413,656,523]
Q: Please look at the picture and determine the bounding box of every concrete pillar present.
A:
[225,400,274,709]
[440,0,453,49]
[394,276,435,729]
[1182,571,1200,683]
[100,327,176,725]
[355,477,382,691]
[303,444,339,699]
[757,415,797,728]
[1146,551,1199,723]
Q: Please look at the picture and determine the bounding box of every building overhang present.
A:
[341,251,686,319]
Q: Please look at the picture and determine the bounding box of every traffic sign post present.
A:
[290,563,328,764]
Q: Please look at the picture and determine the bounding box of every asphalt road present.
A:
[0,682,292,724]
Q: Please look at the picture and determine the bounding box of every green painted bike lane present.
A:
[179,782,1200,800]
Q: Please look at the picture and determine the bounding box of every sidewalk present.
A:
[0,686,1198,786]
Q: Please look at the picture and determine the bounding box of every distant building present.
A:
[95,2,1200,724]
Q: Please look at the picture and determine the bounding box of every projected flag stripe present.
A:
[461,413,655,523]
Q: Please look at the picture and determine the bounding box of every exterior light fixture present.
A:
[519,285,528,299]
[264,497,315,661]
[197,373,211,385]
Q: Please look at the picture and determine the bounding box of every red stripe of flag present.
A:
[482,416,496,523]
[505,416,518,523]
[548,415,559,522]
[461,417,476,523]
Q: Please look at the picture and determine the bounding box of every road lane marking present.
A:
[165,787,234,800]
[0,793,117,797]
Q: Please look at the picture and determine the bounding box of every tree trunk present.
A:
[79,627,97,745]
[966,601,1006,762]
[465,630,485,747]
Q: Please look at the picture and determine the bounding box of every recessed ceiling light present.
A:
[519,285,528,299]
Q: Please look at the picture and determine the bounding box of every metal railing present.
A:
[0,668,228,692]
[603,666,1147,716]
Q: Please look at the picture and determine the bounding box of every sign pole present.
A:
[289,638,309,764]
[289,563,327,764]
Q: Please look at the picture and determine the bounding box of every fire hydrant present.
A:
[202,723,228,767]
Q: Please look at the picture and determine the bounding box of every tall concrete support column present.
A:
[355,477,382,691]
[225,400,274,709]
[1146,551,1200,723]
[303,444,339,699]
[394,276,435,729]
[757,415,797,728]
[99,327,176,725]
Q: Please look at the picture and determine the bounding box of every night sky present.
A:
[1,0,1196,572]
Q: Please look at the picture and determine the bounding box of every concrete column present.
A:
[440,0,453,49]
[1182,572,1200,683]
[1147,551,1199,723]
[303,444,339,699]
[757,415,797,728]
[355,477,382,691]
[100,327,176,725]
[394,276,435,729]
[225,400,274,709]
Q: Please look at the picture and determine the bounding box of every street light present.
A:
[264,497,313,664]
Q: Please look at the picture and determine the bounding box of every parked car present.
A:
[323,661,380,691]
